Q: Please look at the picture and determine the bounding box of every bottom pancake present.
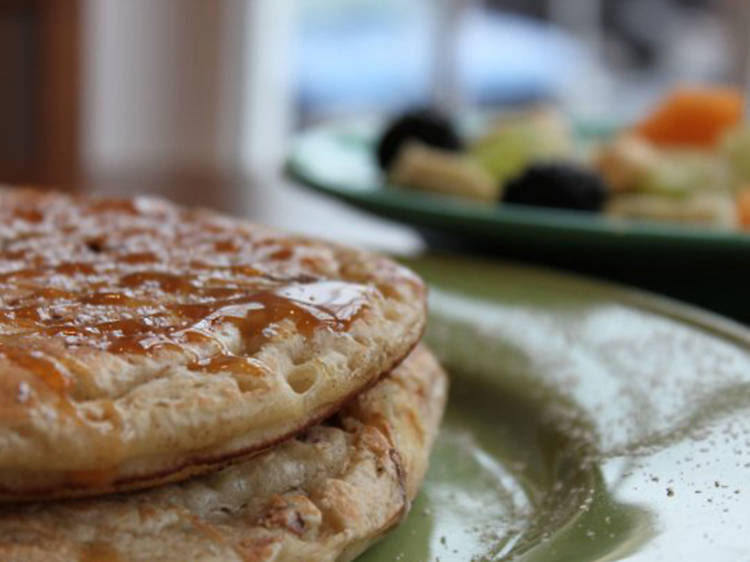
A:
[0,345,447,562]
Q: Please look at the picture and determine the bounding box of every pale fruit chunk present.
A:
[389,142,499,202]
[596,134,728,197]
[606,191,737,228]
[595,135,659,193]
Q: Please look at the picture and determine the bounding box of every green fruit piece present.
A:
[640,150,728,198]
[469,110,572,184]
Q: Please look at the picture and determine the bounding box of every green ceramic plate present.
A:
[357,255,750,561]
[285,121,750,258]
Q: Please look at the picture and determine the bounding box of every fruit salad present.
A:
[377,86,750,230]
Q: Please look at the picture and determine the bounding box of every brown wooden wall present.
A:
[0,0,80,191]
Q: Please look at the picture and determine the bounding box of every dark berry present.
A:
[376,108,462,170]
[502,163,608,212]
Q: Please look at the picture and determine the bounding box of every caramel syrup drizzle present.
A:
[0,193,377,399]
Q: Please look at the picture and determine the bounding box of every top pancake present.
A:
[0,189,426,501]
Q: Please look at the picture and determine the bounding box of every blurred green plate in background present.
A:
[286,121,750,323]
[286,120,750,256]
[357,255,750,561]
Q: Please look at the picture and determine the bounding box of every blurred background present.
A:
[1,0,749,250]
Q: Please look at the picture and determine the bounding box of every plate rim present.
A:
[407,252,750,351]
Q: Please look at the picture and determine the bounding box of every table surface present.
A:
[246,175,424,255]
[86,166,421,255]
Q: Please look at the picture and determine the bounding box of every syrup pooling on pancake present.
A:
[0,192,376,402]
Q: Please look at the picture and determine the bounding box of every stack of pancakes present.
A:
[0,189,447,561]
